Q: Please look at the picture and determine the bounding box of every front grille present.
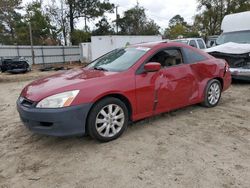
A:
[20,97,35,108]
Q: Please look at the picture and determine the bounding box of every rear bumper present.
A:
[230,68,250,81]
[17,99,92,136]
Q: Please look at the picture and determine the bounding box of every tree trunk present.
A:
[68,0,75,45]
[61,0,67,46]
[84,16,87,31]
[10,26,15,41]
[8,16,15,42]
[62,21,67,46]
[69,0,74,33]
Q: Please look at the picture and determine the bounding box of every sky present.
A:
[22,0,198,31]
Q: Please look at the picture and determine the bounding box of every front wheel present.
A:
[202,79,222,108]
[87,97,128,142]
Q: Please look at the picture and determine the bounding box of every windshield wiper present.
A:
[93,66,108,71]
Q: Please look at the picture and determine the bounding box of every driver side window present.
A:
[148,49,183,68]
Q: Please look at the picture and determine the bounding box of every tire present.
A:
[202,79,222,108]
[87,97,128,142]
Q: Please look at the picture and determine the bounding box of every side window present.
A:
[182,47,208,64]
[189,40,197,48]
[197,39,205,49]
[148,49,183,68]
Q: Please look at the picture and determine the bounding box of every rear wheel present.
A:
[87,97,128,142]
[202,79,222,107]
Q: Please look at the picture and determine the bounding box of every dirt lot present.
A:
[0,72,250,188]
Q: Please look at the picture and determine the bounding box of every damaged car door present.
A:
[135,47,197,118]
[155,48,197,112]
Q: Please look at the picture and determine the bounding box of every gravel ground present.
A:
[0,76,250,188]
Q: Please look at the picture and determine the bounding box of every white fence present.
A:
[0,36,162,65]
[0,45,80,64]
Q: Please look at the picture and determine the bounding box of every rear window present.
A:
[182,47,207,64]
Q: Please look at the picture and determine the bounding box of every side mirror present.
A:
[144,62,161,72]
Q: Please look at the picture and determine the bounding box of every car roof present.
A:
[131,40,168,48]
[131,40,212,59]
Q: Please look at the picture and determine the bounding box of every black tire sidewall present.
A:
[203,79,222,108]
[87,97,129,142]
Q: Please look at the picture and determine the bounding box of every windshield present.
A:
[87,47,149,72]
[216,30,250,45]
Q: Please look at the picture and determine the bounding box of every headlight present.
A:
[36,90,79,108]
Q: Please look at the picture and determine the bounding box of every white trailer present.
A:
[90,35,162,61]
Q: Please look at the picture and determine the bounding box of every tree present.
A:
[194,0,225,36]
[66,0,114,44]
[164,24,187,39]
[194,9,221,36]
[71,30,91,44]
[226,0,250,14]
[118,4,147,35]
[14,19,30,45]
[117,4,160,35]
[169,15,187,28]
[143,20,160,35]
[26,2,58,45]
[92,17,114,35]
[194,0,250,36]
[164,15,199,39]
[78,0,114,31]
[0,0,22,44]
[46,0,69,45]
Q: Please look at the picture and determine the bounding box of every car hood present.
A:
[21,68,117,102]
[205,42,250,55]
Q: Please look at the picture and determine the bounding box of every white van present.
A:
[216,11,250,45]
[206,11,250,81]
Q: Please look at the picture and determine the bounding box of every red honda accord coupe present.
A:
[17,42,231,142]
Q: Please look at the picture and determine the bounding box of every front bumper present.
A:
[230,68,250,81]
[17,98,92,136]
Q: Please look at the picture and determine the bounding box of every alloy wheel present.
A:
[208,82,221,105]
[95,104,125,138]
